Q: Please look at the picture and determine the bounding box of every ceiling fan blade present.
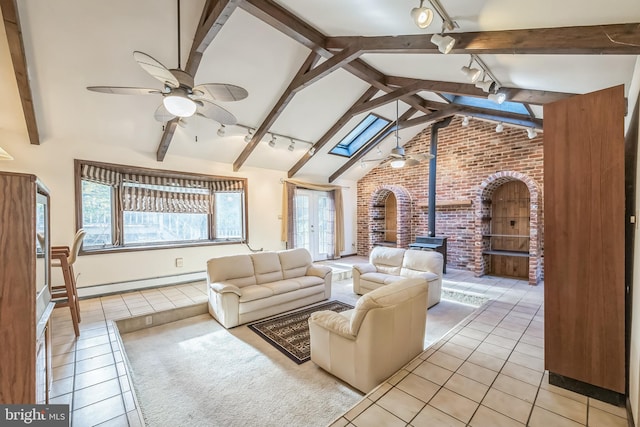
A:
[413,153,435,160]
[405,158,420,167]
[87,86,162,95]
[154,103,176,122]
[133,51,179,88]
[196,100,237,125]
[192,83,248,102]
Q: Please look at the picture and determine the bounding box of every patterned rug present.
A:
[247,301,354,364]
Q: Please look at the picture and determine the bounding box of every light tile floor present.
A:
[48,266,629,427]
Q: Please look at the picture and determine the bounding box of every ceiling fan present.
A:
[86,0,247,126]
[364,101,434,169]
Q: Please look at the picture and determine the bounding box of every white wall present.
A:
[627,55,640,425]
[0,129,357,289]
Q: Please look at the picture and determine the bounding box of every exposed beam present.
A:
[291,47,362,91]
[156,119,180,161]
[288,86,379,178]
[351,81,434,115]
[186,0,241,76]
[325,23,640,55]
[157,0,241,161]
[233,52,320,171]
[1,0,40,144]
[386,75,574,106]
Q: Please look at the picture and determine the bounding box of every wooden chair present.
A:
[51,229,86,336]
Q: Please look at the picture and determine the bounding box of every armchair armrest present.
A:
[209,282,242,297]
[306,264,331,279]
[353,263,376,275]
[309,310,355,340]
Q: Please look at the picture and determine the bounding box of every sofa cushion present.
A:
[350,278,426,335]
[292,275,325,289]
[402,249,444,276]
[370,246,405,276]
[207,255,256,288]
[251,252,284,284]
[239,285,274,302]
[261,279,301,295]
[279,248,312,279]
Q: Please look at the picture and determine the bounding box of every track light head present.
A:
[410,0,434,29]
[217,124,226,137]
[288,139,295,151]
[244,128,253,143]
[430,33,456,54]
[461,66,482,83]
[495,123,504,133]
[309,147,316,156]
[360,160,367,169]
[268,135,276,148]
[527,128,538,139]
[461,116,470,126]
[475,79,496,93]
[487,92,506,104]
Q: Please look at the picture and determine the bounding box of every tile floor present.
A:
[48,265,629,427]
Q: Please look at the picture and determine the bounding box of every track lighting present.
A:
[430,33,455,54]
[461,116,470,127]
[288,139,295,151]
[487,92,506,104]
[410,0,434,29]
[495,123,504,133]
[309,147,316,156]
[217,124,226,137]
[268,135,276,148]
[475,79,496,93]
[461,57,481,83]
[527,128,538,139]
[244,128,254,143]
[360,160,367,169]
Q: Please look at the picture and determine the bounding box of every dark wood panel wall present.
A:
[544,85,625,394]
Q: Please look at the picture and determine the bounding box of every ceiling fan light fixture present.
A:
[430,33,455,54]
[461,66,482,83]
[217,124,226,137]
[496,123,504,133]
[411,0,434,29]
[163,92,197,117]
[390,159,406,168]
[527,128,538,139]
[488,92,506,104]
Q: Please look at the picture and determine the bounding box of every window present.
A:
[75,160,247,252]
[441,94,530,115]
[329,113,391,157]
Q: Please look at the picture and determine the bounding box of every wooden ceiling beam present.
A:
[233,52,321,171]
[288,86,379,178]
[1,0,40,145]
[325,23,640,55]
[157,0,241,161]
[386,75,574,106]
[291,47,362,91]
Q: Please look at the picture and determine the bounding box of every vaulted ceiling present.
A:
[2,0,639,182]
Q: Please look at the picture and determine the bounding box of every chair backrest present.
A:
[369,246,405,275]
[67,229,86,265]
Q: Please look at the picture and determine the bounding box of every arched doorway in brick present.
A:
[474,171,542,285]
[368,186,412,252]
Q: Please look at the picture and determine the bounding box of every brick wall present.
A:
[356,116,544,284]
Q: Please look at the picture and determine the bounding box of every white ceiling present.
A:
[2,0,639,182]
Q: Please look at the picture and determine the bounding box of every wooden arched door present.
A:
[489,180,530,278]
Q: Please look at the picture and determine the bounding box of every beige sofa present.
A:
[206,248,332,328]
[309,277,428,393]
[352,246,443,308]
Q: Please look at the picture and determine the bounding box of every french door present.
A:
[293,189,334,261]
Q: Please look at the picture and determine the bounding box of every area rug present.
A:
[247,300,353,364]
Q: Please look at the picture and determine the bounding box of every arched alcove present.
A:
[474,171,542,284]
[368,185,412,253]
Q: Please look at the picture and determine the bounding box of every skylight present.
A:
[330,114,391,157]
[442,94,529,116]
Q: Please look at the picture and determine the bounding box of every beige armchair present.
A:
[308,277,428,393]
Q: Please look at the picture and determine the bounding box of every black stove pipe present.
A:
[428,117,453,237]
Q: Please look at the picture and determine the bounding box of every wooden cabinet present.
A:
[544,85,625,400]
[0,172,55,404]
